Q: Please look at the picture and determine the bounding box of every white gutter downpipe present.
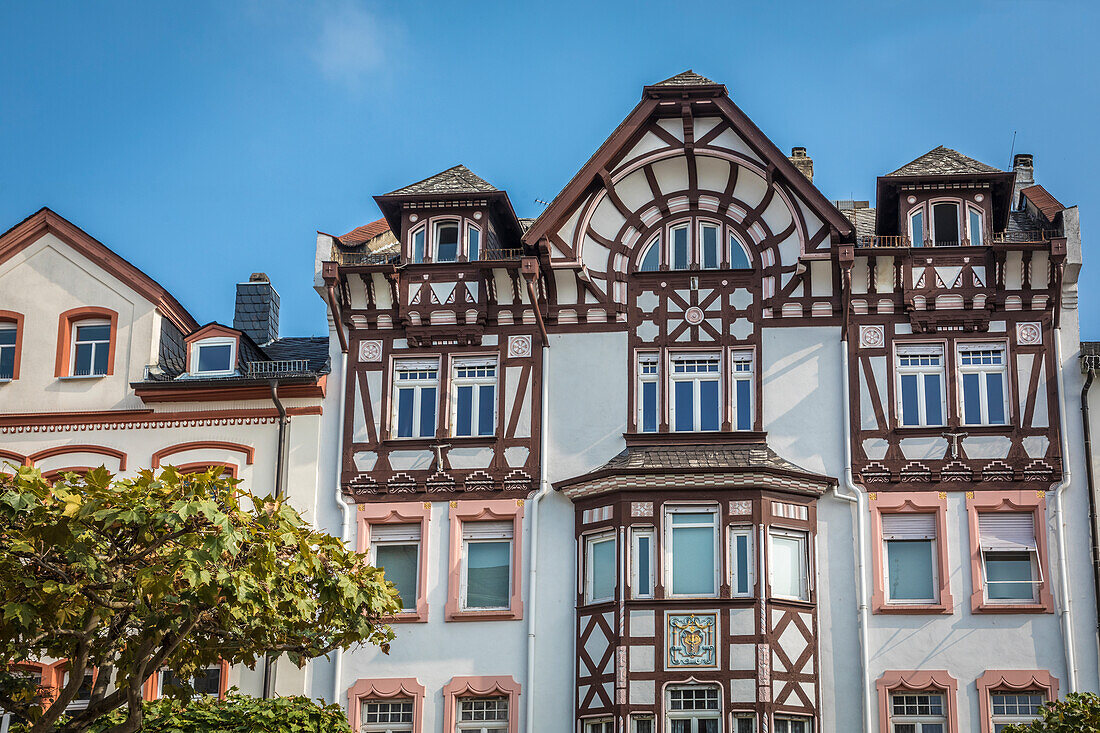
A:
[331,350,352,706]
[838,341,874,733]
[1053,329,1079,692]
[525,344,551,733]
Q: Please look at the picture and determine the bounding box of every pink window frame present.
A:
[446,499,524,621]
[347,677,425,733]
[966,491,1054,613]
[358,501,431,623]
[870,492,953,614]
[975,670,1059,733]
[876,670,959,733]
[442,675,521,733]
[0,310,25,380]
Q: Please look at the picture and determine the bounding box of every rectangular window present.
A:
[451,358,497,437]
[774,716,812,733]
[959,344,1008,426]
[670,353,721,432]
[72,320,111,376]
[435,221,460,262]
[700,222,720,269]
[457,696,508,733]
[671,224,690,270]
[160,666,222,697]
[890,692,946,732]
[585,720,614,733]
[968,207,984,246]
[196,343,233,373]
[991,691,1044,731]
[631,527,655,599]
[882,514,938,604]
[769,529,809,601]
[979,513,1040,602]
[370,524,421,612]
[731,351,753,431]
[729,526,754,597]
[392,360,439,438]
[632,717,655,733]
[666,686,720,733]
[462,521,513,610]
[411,227,426,263]
[62,671,93,711]
[0,325,16,380]
[910,210,925,248]
[665,507,718,597]
[896,345,945,427]
[637,353,659,433]
[362,697,414,733]
[733,716,756,733]
[467,225,481,261]
[585,532,616,604]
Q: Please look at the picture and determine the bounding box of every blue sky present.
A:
[2,0,1098,337]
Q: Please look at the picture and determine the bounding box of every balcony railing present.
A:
[330,245,525,264]
[856,235,911,248]
[856,231,1059,248]
[477,247,525,261]
[246,360,312,377]
[991,230,1058,244]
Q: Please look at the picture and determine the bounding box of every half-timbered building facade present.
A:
[315,71,1100,733]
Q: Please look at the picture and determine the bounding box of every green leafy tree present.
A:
[1001,692,1100,732]
[0,466,400,733]
[84,694,352,733]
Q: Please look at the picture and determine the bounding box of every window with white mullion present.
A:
[457,696,509,733]
[882,514,938,604]
[958,343,1008,426]
[664,506,719,598]
[991,691,1045,731]
[666,686,721,733]
[584,531,616,604]
[71,319,111,376]
[889,692,946,733]
[584,720,615,733]
[979,512,1041,603]
[670,353,721,432]
[670,223,691,270]
[369,524,421,612]
[461,521,513,610]
[361,698,414,733]
[698,221,721,269]
[451,358,497,437]
[0,324,17,380]
[637,353,660,433]
[631,526,655,599]
[730,351,753,431]
[392,359,439,438]
[895,345,945,427]
[968,206,985,246]
[774,716,811,733]
[768,528,809,601]
[729,526,754,597]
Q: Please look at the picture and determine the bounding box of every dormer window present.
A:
[412,227,426,263]
[931,202,960,246]
[434,221,460,262]
[908,199,985,247]
[466,223,480,261]
[909,209,925,248]
[190,338,236,376]
[407,219,483,263]
[968,205,984,246]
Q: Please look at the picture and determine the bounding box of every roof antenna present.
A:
[1009,130,1017,169]
[534,198,550,207]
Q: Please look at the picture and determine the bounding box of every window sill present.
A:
[768,596,815,609]
[623,431,768,446]
[58,374,107,381]
[386,610,429,624]
[0,378,11,384]
[973,600,1053,614]
[446,607,522,622]
[875,602,953,616]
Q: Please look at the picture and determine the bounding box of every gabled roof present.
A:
[0,207,198,332]
[338,218,390,245]
[652,69,718,87]
[384,165,498,196]
[1020,184,1066,223]
[886,146,1002,177]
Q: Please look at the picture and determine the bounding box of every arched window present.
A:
[466,223,481,261]
[729,233,751,269]
[410,225,426,263]
[698,221,721,269]
[931,201,960,246]
[434,220,460,262]
[909,209,925,248]
[968,205,984,246]
[638,236,660,272]
[670,223,690,270]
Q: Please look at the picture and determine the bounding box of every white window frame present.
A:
[369,523,422,613]
[584,719,614,733]
[637,352,660,432]
[61,670,93,711]
[631,715,656,733]
[929,200,962,247]
[391,358,440,439]
[0,323,16,381]
[957,342,1010,426]
[729,525,755,598]
[730,350,753,431]
[990,690,1045,731]
[888,692,947,732]
[450,357,498,437]
[666,685,722,732]
[456,695,509,733]
[158,665,222,698]
[409,224,427,263]
[432,218,462,262]
[460,521,514,611]
[895,344,946,428]
[465,222,482,262]
[663,505,720,598]
[908,207,926,248]
[189,337,237,377]
[638,233,661,272]
[732,714,756,733]
[773,715,812,733]
[669,352,723,433]
[70,318,111,377]
[978,512,1042,604]
[881,513,939,605]
[698,219,722,269]
[360,697,415,733]
[584,531,617,604]
[768,528,810,602]
[669,221,692,270]
[631,526,656,599]
[728,230,751,269]
[967,204,985,246]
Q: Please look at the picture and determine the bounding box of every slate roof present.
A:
[233,281,280,345]
[385,165,497,196]
[143,333,329,383]
[262,337,332,374]
[597,443,817,475]
[1081,342,1100,371]
[886,146,1002,177]
[653,70,717,87]
[841,207,877,239]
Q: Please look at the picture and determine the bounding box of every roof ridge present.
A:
[652,69,718,87]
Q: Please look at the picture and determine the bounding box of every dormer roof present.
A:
[651,69,718,87]
[384,165,498,196]
[886,145,1002,177]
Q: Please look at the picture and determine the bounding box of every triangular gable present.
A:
[0,207,198,332]
[886,145,1002,177]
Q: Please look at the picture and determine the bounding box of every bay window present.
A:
[461,521,513,610]
[631,527,655,599]
[664,506,718,597]
[361,698,414,733]
[889,692,946,732]
[637,353,659,433]
[584,532,616,604]
[666,686,720,733]
[457,696,509,733]
[958,344,1008,426]
[729,526,754,597]
[370,524,421,612]
[392,360,439,438]
[979,513,1040,603]
[883,514,938,604]
[991,692,1044,732]
[895,345,945,427]
[451,358,497,437]
[769,529,809,601]
[670,352,721,432]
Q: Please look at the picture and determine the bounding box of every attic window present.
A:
[931,202,960,246]
[434,221,460,262]
[191,338,236,376]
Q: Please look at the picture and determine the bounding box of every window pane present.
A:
[397,388,414,437]
[671,525,715,595]
[467,541,510,607]
[0,328,15,346]
[376,544,418,609]
[986,372,1006,424]
[197,344,232,373]
[674,380,694,431]
[419,386,436,437]
[986,551,1034,600]
[771,535,805,599]
[963,372,982,424]
[734,534,751,595]
[636,534,652,596]
[923,373,942,425]
[900,374,919,426]
[735,379,752,430]
[886,540,935,601]
[970,209,983,245]
[478,384,495,436]
[468,228,480,261]
[590,539,615,601]
[910,211,924,247]
[699,380,719,431]
[702,225,719,268]
[700,720,719,733]
[436,224,459,261]
[730,234,751,268]
[412,229,425,263]
[933,203,959,245]
[672,227,689,269]
[74,342,93,376]
[641,381,657,432]
[456,385,473,436]
[76,324,110,342]
[670,721,690,733]
[640,238,660,271]
[0,345,14,380]
[193,667,221,696]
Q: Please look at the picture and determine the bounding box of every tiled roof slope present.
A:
[1020,185,1066,222]
[600,443,817,475]
[338,218,390,245]
[886,146,1002,177]
[653,70,717,86]
[385,165,497,196]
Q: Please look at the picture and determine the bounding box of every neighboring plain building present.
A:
[2,70,1099,733]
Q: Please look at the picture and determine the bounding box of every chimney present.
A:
[1012,153,1034,209]
[233,273,280,345]
[788,147,813,183]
